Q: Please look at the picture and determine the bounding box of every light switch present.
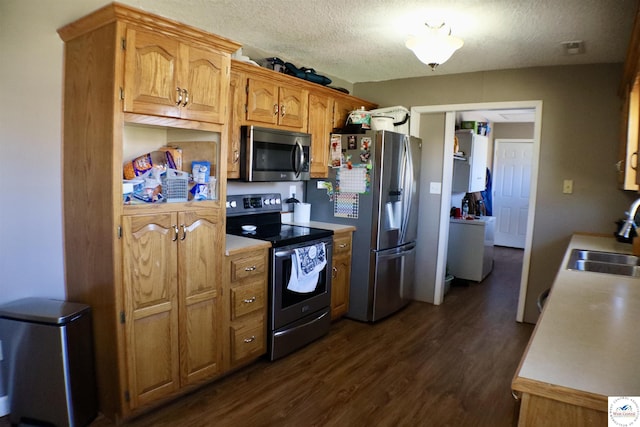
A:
[563,179,573,194]
[430,182,442,194]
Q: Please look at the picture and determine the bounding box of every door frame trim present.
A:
[410,100,543,323]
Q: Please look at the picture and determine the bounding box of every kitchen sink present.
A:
[566,249,640,277]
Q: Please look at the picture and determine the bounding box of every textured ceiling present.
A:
[63,0,638,84]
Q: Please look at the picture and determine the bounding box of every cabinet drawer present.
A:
[230,253,267,282]
[231,281,266,319]
[231,320,265,362]
[333,234,352,255]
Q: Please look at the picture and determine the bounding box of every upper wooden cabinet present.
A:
[226,70,245,179]
[619,3,640,190]
[123,27,230,124]
[246,75,308,129]
[308,92,334,177]
[227,60,377,179]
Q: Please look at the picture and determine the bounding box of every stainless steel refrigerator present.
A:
[305,130,421,322]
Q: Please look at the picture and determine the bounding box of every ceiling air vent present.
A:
[561,40,585,55]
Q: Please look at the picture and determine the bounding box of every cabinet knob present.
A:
[332,266,338,278]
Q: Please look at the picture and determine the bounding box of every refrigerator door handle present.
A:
[375,242,417,259]
[400,135,414,243]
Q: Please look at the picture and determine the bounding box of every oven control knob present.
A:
[264,199,270,205]
[230,200,237,208]
[275,198,281,204]
[225,201,230,208]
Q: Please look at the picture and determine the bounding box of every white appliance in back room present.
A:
[306,130,421,322]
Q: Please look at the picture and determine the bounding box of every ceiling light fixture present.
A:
[406,22,464,70]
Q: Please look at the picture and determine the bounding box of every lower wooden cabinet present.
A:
[224,247,269,368]
[331,230,353,320]
[122,210,224,409]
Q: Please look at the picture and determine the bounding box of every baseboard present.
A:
[0,395,8,417]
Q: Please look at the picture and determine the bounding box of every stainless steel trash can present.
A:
[0,298,98,427]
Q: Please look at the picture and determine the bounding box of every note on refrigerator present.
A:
[337,167,367,193]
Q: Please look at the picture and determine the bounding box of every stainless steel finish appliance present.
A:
[239,126,311,181]
[0,298,98,427]
[226,193,333,360]
[306,130,421,322]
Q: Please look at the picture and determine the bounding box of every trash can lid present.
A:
[0,298,90,325]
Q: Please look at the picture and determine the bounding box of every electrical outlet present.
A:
[563,179,573,194]
[289,185,296,199]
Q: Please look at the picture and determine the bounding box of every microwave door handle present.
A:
[292,140,304,177]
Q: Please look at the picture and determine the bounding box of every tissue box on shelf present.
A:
[123,179,144,204]
[191,161,211,184]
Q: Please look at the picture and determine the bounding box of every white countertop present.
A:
[225,234,271,256]
[515,234,640,397]
[450,216,495,225]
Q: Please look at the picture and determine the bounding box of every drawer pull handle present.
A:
[332,266,338,279]
[182,88,189,107]
[511,390,520,401]
[243,297,257,304]
[176,87,182,106]
[244,266,257,271]
[243,336,256,343]
[339,243,348,248]
[273,104,279,116]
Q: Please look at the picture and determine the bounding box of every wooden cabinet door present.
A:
[333,98,362,131]
[122,213,180,409]
[123,28,181,118]
[331,232,352,320]
[308,92,333,177]
[180,44,229,124]
[331,254,351,320]
[227,70,244,178]
[278,85,307,129]
[177,210,223,386]
[246,76,278,125]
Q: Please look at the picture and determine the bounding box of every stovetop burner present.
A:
[226,193,332,247]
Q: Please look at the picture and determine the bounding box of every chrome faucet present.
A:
[619,198,640,239]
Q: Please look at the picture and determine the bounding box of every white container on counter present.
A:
[293,203,311,223]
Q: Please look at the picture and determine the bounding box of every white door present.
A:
[493,140,533,248]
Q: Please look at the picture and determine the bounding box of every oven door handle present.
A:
[275,249,296,258]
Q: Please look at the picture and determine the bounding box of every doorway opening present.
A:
[410,101,542,323]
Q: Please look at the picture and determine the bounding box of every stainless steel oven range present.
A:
[226,193,333,360]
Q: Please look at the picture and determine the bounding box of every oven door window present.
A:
[280,255,328,308]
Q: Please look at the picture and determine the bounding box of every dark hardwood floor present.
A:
[1,247,533,427]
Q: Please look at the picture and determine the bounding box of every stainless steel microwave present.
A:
[240,126,311,181]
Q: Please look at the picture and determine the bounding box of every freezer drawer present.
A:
[371,242,416,321]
